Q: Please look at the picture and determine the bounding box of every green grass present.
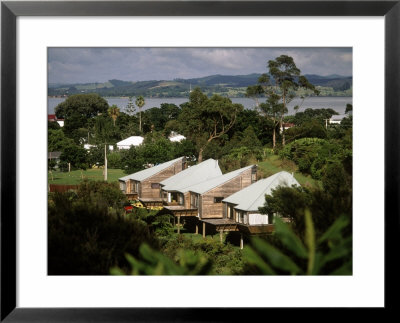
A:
[257,154,320,188]
[48,168,125,185]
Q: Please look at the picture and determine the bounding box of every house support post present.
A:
[202,222,206,238]
[195,224,198,235]
[220,230,223,243]
[240,233,244,250]
[177,215,181,234]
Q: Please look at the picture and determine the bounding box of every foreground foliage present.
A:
[48,181,158,275]
[244,213,352,275]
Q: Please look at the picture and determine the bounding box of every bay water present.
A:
[48,96,352,116]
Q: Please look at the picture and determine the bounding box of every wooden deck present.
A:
[163,205,198,217]
[201,218,275,234]
[237,224,275,234]
[125,193,138,200]
[138,198,164,207]
[201,218,239,232]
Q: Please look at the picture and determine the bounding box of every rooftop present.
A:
[188,165,255,195]
[222,171,300,212]
[119,156,184,182]
[161,159,222,193]
[116,136,144,148]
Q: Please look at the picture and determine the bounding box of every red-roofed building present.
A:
[280,122,295,133]
[48,114,64,127]
[48,114,57,122]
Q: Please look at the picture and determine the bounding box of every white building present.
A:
[116,136,144,149]
[222,171,300,225]
[329,114,346,124]
[169,132,186,142]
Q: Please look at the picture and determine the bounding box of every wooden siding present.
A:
[199,166,256,219]
[184,192,191,209]
[138,159,184,199]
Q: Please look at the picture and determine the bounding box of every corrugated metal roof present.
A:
[188,165,255,195]
[119,157,184,182]
[117,136,144,148]
[222,171,300,212]
[161,159,222,193]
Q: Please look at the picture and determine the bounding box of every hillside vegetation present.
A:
[49,73,352,98]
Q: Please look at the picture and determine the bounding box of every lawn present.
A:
[257,154,320,188]
[48,168,126,185]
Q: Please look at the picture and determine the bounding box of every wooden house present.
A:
[161,159,222,217]
[118,156,185,201]
[221,171,300,246]
[189,165,257,220]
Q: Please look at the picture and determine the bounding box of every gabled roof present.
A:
[188,165,255,195]
[222,171,300,212]
[119,157,184,182]
[117,136,144,148]
[161,159,222,193]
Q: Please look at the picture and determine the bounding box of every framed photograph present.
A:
[1,0,398,321]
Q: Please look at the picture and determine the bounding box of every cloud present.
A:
[48,47,352,84]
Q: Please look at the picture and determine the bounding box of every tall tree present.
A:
[258,93,283,149]
[108,105,120,127]
[248,55,319,148]
[178,88,243,162]
[267,55,319,145]
[135,96,145,132]
[245,84,264,108]
[125,96,136,115]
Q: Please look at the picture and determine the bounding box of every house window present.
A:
[238,211,244,224]
[178,193,184,205]
[191,194,198,208]
[131,182,139,193]
[119,182,126,193]
[151,183,160,189]
[214,197,224,203]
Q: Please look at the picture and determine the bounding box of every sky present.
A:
[48,47,352,84]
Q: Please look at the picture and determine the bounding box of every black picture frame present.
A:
[1,0,398,321]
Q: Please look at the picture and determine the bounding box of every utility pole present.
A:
[104,144,108,181]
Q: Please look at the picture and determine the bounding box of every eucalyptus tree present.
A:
[268,55,319,145]
[258,93,284,149]
[247,55,319,147]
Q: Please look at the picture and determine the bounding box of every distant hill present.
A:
[48,73,352,98]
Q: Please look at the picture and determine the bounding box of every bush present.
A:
[243,214,352,275]
[48,182,158,275]
[279,138,345,179]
